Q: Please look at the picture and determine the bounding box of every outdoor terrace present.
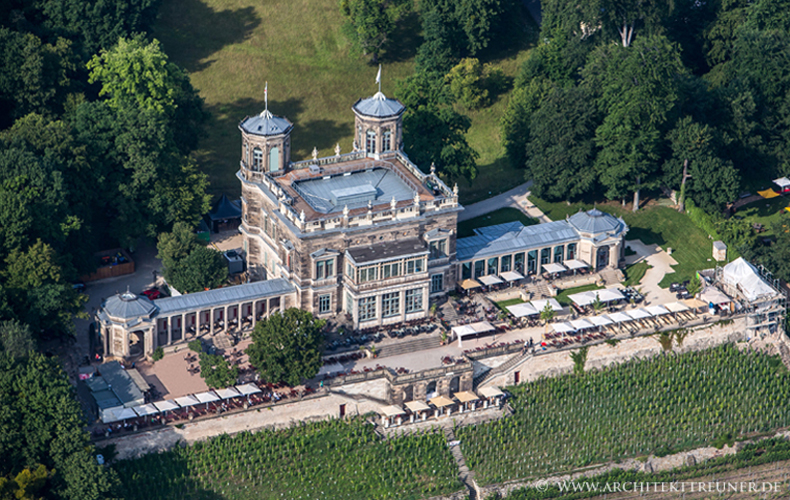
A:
[239,151,460,233]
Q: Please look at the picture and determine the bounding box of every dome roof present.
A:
[102,291,157,321]
[352,92,405,118]
[568,208,623,234]
[239,109,293,137]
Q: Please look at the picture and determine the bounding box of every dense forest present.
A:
[0,0,209,497]
[503,0,790,215]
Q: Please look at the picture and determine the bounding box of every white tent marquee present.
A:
[721,257,777,302]
[507,302,539,317]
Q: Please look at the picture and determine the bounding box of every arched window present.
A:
[366,130,376,154]
[253,147,263,171]
[382,130,391,151]
[269,146,280,172]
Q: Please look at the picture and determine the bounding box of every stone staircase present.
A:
[599,268,624,286]
[474,351,533,388]
[377,335,442,358]
[444,427,479,499]
[524,279,552,299]
[439,301,460,323]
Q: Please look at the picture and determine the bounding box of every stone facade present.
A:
[239,91,462,328]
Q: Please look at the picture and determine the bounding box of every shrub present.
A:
[151,346,164,362]
[188,340,203,353]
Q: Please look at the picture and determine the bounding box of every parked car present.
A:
[142,288,161,300]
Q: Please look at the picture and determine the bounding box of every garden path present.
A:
[623,239,678,305]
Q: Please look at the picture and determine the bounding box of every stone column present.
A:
[196,311,201,336]
[609,243,619,268]
[180,314,185,341]
[210,309,215,335]
[167,317,172,345]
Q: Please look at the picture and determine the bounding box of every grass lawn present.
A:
[734,195,790,237]
[622,261,651,288]
[530,195,713,287]
[457,207,537,238]
[495,297,524,312]
[154,0,538,202]
[554,283,603,306]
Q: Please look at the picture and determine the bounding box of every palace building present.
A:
[237,90,461,329]
[96,85,629,360]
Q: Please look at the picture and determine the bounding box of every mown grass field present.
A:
[154,0,538,202]
[530,196,713,287]
[457,345,790,485]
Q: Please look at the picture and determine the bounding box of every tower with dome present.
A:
[237,83,460,328]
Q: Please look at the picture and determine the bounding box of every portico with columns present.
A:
[97,279,295,361]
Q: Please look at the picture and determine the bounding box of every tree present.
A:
[157,221,200,283]
[0,320,35,359]
[524,84,599,200]
[246,309,326,387]
[584,35,686,210]
[36,0,161,58]
[663,116,740,213]
[0,352,119,499]
[501,77,552,171]
[396,72,479,181]
[415,7,464,74]
[168,246,227,294]
[686,274,702,297]
[0,464,52,500]
[3,240,87,339]
[540,302,555,325]
[87,35,207,154]
[592,294,603,315]
[199,352,239,389]
[0,29,76,128]
[339,0,412,62]
[445,58,488,109]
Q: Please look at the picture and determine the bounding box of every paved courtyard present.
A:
[623,239,679,305]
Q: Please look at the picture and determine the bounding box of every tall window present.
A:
[405,288,423,313]
[501,255,512,273]
[487,257,498,275]
[566,243,577,260]
[382,262,400,279]
[319,294,331,314]
[244,142,249,165]
[527,250,537,274]
[382,292,400,318]
[269,146,280,172]
[366,130,376,154]
[253,147,263,171]
[315,259,334,280]
[461,262,472,280]
[346,292,353,313]
[406,258,424,274]
[554,245,564,263]
[429,240,447,260]
[359,297,377,321]
[358,266,378,283]
[515,252,525,273]
[431,274,443,293]
[473,261,484,279]
[382,130,391,151]
[540,248,551,265]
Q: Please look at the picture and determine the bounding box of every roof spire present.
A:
[376,64,382,94]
